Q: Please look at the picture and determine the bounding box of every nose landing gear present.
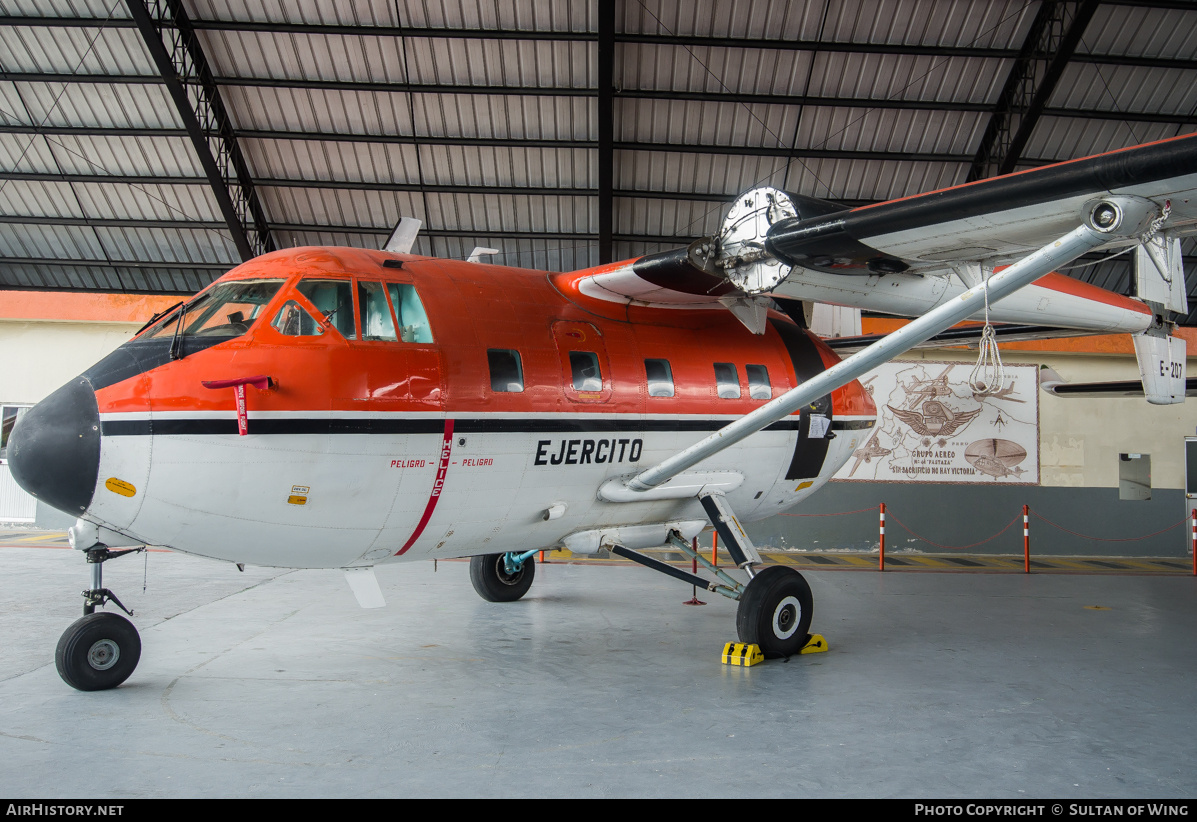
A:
[56,547,144,691]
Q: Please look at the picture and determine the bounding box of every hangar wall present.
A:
[0,292,178,525]
[749,336,1197,559]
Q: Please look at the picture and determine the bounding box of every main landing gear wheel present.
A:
[736,566,813,659]
[55,612,142,691]
[470,553,536,602]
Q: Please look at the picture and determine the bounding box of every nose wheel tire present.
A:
[469,553,536,602]
[735,566,813,659]
[55,612,141,691]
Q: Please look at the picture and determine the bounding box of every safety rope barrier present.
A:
[886,511,1022,551]
[1030,510,1188,542]
[779,506,880,518]
[771,504,1194,575]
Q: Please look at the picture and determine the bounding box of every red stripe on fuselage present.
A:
[396,418,455,556]
[1033,272,1152,314]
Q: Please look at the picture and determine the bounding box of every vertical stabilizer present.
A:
[1135,232,1188,315]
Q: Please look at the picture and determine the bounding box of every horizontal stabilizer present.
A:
[1039,366,1196,400]
[825,324,1096,353]
[1132,333,1188,404]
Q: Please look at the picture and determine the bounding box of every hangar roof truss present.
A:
[0,0,1194,323]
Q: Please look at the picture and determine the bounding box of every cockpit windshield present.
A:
[143,280,284,342]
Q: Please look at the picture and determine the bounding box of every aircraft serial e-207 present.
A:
[9,133,1194,690]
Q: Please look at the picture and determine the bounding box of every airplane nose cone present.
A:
[7,377,101,516]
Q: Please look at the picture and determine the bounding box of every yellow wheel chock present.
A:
[721,634,828,665]
[722,642,764,666]
[799,633,828,654]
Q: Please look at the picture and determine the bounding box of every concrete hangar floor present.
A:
[1,534,1194,799]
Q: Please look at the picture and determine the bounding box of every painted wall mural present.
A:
[835,361,1040,485]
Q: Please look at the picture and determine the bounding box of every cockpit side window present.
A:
[271,300,324,336]
[387,283,434,343]
[297,279,356,339]
[143,279,284,341]
[358,281,398,341]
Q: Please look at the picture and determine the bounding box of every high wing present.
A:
[563,134,1193,504]
[564,133,1196,336]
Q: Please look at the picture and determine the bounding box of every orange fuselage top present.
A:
[91,246,877,424]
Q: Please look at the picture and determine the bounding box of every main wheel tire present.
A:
[55,612,141,691]
[735,566,814,659]
[469,553,536,602]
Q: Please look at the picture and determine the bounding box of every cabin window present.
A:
[388,283,434,343]
[144,279,284,341]
[297,279,356,339]
[714,363,740,399]
[488,349,524,392]
[358,281,398,341]
[747,364,771,400]
[645,359,674,397]
[0,404,30,462]
[570,351,603,392]
[271,300,323,336]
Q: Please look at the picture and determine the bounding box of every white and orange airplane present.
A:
[8,133,1194,690]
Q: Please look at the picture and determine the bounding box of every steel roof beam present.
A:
[0,172,876,204]
[967,0,1101,181]
[125,0,274,260]
[598,0,615,264]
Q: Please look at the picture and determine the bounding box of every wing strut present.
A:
[624,198,1157,494]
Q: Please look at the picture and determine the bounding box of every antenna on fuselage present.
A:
[468,247,500,263]
[384,217,422,254]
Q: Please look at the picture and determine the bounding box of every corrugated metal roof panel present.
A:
[418,144,595,188]
[618,42,815,95]
[618,98,798,149]
[70,182,225,224]
[622,0,1032,48]
[241,138,421,184]
[0,180,221,225]
[794,107,986,155]
[0,222,107,259]
[191,0,594,33]
[0,24,149,75]
[806,52,1007,105]
[220,86,596,141]
[258,186,427,229]
[1080,4,1197,61]
[3,81,180,129]
[780,157,966,201]
[615,196,721,239]
[0,132,63,174]
[93,226,241,265]
[1048,63,1197,116]
[422,192,595,234]
[0,179,80,219]
[1018,117,1186,164]
[6,134,207,178]
[200,29,594,89]
[615,148,787,197]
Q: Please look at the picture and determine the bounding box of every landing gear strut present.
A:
[56,547,143,691]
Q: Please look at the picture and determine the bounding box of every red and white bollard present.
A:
[879,502,886,571]
[1024,504,1030,574]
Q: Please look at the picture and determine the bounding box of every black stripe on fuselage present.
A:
[765,133,1197,269]
[100,416,873,437]
[770,319,834,481]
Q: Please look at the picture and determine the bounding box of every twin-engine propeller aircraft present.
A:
[9,133,1194,690]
